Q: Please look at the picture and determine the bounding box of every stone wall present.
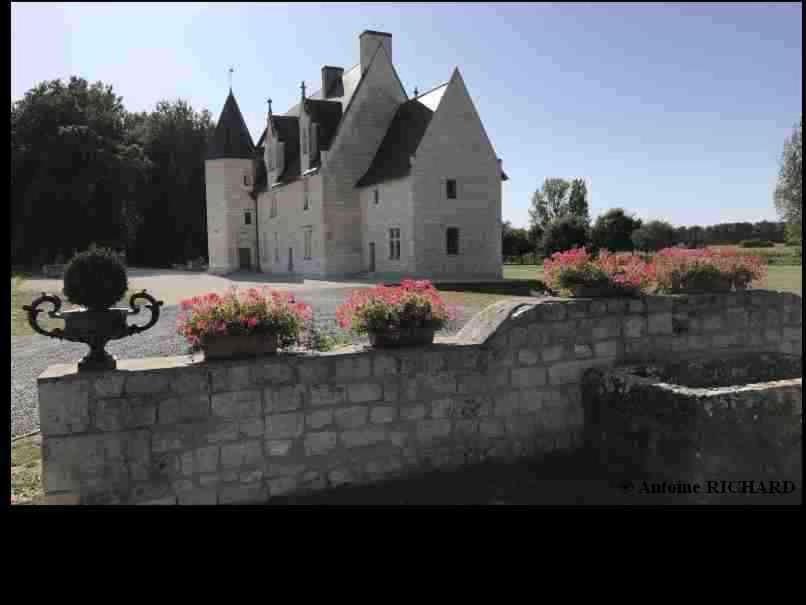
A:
[37,291,802,504]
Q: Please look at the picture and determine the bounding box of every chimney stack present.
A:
[321,66,344,98]
[360,30,392,73]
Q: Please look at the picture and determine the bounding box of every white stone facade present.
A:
[205,30,505,279]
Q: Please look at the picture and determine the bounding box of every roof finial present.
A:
[228,66,234,92]
[301,80,306,100]
[413,86,419,97]
[267,98,272,117]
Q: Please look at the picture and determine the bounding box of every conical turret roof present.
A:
[208,91,255,159]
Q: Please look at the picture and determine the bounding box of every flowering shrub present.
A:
[336,279,456,335]
[176,287,312,351]
[543,248,654,296]
[651,247,766,292]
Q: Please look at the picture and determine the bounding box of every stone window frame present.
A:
[446,226,460,256]
[244,211,252,226]
[388,227,401,261]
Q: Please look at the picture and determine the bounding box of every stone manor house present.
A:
[205,30,508,279]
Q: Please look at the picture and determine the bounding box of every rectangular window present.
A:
[389,228,401,260]
[274,232,279,263]
[244,211,252,225]
[270,197,277,218]
[446,227,460,255]
[373,188,379,205]
[446,179,457,199]
[303,179,310,211]
[303,228,313,260]
[261,232,267,261]
[243,174,250,186]
[267,146,274,171]
[302,126,308,155]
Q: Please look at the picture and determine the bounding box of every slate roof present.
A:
[207,91,254,159]
[355,98,435,188]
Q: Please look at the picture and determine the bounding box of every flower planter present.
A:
[201,332,279,360]
[368,324,436,348]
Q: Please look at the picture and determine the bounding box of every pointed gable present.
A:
[208,91,255,159]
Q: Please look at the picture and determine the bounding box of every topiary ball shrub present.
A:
[63,246,128,310]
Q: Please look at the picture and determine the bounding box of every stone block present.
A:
[494,391,519,417]
[94,374,126,398]
[306,409,333,430]
[510,367,547,389]
[400,404,427,420]
[266,384,305,413]
[370,406,396,424]
[304,431,337,455]
[340,427,387,448]
[159,395,209,424]
[517,349,540,366]
[423,352,447,374]
[265,440,294,457]
[416,419,452,443]
[574,344,593,359]
[310,384,347,406]
[125,372,172,395]
[265,412,303,439]
[253,362,294,384]
[334,406,369,428]
[334,356,371,380]
[648,313,673,335]
[347,382,383,403]
[171,371,209,395]
[211,390,261,419]
[594,341,620,358]
[38,379,91,435]
[623,317,646,339]
[265,463,306,478]
[268,477,298,497]
[540,345,565,363]
[220,441,263,469]
[374,355,400,377]
[297,360,331,383]
[206,421,238,444]
[94,397,156,431]
[178,489,217,505]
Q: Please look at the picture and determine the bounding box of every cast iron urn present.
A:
[23,290,163,372]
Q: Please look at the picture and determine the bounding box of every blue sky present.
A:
[11,2,802,228]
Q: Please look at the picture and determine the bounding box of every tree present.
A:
[11,77,147,265]
[774,117,802,243]
[631,220,677,251]
[528,223,544,256]
[502,221,534,260]
[541,215,590,257]
[590,208,642,252]
[567,178,590,223]
[528,178,572,230]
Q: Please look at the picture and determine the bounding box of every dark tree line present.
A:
[11,77,215,269]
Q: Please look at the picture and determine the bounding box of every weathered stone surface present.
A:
[159,395,209,424]
[125,372,172,395]
[178,489,217,505]
[171,371,209,395]
[39,379,91,435]
[306,409,333,430]
[304,431,337,455]
[623,317,646,339]
[310,384,347,406]
[370,406,396,424]
[648,313,673,335]
[220,440,263,469]
[418,373,457,395]
[334,356,371,380]
[94,374,126,398]
[416,419,452,442]
[517,349,540,366]
[265,439,294,457]
[341,427,387,448]
[334,406,369,428]
[347,382,383,403]
[373,355,399,377]
[211,390,261,419]
[265,412,303,439]
[218,484,267,504]
[253,362,294,384]
[400,404,427,420]
[266,384,305,413]
[297,360,331,383]
[268,477,298,496]
[511,367,547,389]
[94,397,156,431]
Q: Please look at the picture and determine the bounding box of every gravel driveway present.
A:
[11,277,477,436]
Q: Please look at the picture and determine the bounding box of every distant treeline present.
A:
[11,76,215,269]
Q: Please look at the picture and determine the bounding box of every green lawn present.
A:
[11,435,44,505]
